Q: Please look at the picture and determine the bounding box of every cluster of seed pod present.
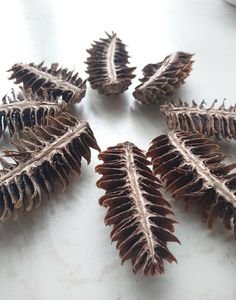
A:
[86,32,194,102]
[88,33,236,277]
[1,31,235,280]
[0,58,100,220]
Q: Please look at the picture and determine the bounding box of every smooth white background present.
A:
[0,0,236,299]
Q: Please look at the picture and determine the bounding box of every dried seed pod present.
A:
[8,62,86,105]
[96,141,179,276]
[86,32,136,95]
[147,131,236,238]
[161,99,236,140]
[0,112,100,221]
[0,89,65,137]
[133,52,194,104]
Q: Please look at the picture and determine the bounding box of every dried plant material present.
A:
[133,52,194,104]
[161,99,236,140]
[86,32,136,95]
[96,141,179,276]
[8,62,86,105]
[0,89,65,137]
[0,112,100,221]
[147,131,236,238]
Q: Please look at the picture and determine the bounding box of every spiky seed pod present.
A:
[96,141,179,276]
[0,89,65,137]
[86,32,136,95]
[133,52,194,104]
[0,112,100,221]
[147,131,236,238]
[8,62,86,105]
[161,99,236,140]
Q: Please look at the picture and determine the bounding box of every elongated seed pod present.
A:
[147,131,236,238]
[133,52,194,104]
[0,112,100,221]
[161,99,236,140]
[96,141,179,276]
[86,32,136,95]
[8,62,86,105]
[0,89,65,137]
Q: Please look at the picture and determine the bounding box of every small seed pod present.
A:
[96,141,179,276]
[133,52,194,104]
[8,62,86,105]
[86,32,136,95]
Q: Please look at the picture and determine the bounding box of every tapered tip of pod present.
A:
[133,88,158,104]
[97,80,131,95]
[105,31,117,39]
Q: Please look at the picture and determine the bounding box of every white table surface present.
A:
[0,0,236,299]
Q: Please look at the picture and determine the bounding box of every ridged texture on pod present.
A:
[8,62,86,105]
[86,32,136,95]
[96,141,179,276]
[133,52,194,104]
[147,131,236,238]
[0,89,65,137]
[0,112,100,221]
[161,99,236,140]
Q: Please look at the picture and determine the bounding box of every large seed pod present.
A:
[133,52,194,104]
[0,112,100,221]
[86,32,136,95]
[147,131,236,238]
[0,89,65,137]
[8,62,86,105]
[161,99,236,140]
[96,141,179,276]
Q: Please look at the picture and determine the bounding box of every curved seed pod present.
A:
[133,52,194,104]
[8,62,86,105]
[96,141,179,276]
[0,112,100,221]
[86,32,136,95]
[147,131,236,238]
[0,89,65,137]
[161,99,236,140]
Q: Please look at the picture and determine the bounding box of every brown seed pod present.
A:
[161,99,236,140]
[0,112,100,221]
[133,52,194,104]
[96,141,179,276]
[8,62,86,105]
[147,131,236,238]
[0,89,65,137]
[86,32,136,95]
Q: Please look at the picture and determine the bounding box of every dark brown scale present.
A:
[96,141,179,276]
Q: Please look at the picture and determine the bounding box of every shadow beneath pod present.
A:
[0,159,92,250]
[85,87,130,121]
[216,138,236,158]
[130,99,164,123]
[171,198,236,254]
[130,90,177,125]
[65,100,86,120]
